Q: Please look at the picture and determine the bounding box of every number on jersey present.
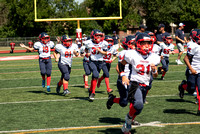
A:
[43,46,49,53]
[65,51,72,58]
[136,64,150,75]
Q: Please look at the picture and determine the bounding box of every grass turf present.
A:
[0,52,199,134]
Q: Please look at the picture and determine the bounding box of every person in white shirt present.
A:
[118,33,160,133]
[80,40,91,89]
[96,35,118,94]
[85,29,108,100]
[20,32,54,92]
[53,35,79,95]
[179,29,200,115]
[158,34,175,80]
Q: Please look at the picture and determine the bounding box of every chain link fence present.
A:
[0,36,76,47]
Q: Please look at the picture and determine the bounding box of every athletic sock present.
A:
[47,76,51,86]
[63,82,68,90]
[58,79,63,87]
[113,98,120,104]
[129,103,137,119]
[91,79,97,94]
[105,77,110,91]
[42,75,45,80]
[162,71,166,77]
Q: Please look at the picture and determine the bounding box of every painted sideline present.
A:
[0,121,200,134]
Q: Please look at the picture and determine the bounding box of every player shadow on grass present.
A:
[27,91,60,96]
[99,117,124,124]
[166,98,195,104]
[71,85,85,88]
[98,128,136,134]
[163,109,196,115]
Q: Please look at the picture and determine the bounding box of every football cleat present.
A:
[197,110,200,116]
[160,76,164,80]
[106,94,116,109]
[46,86,50,92]
[63,89,71,96]
[42,80,45,88]
[178,80,186,99]
[121,114,132,134]
[89,93,95,100]
[107,88,113,94]
[132,120,140,125]
[56,83,61,94]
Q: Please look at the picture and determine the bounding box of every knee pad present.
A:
[85,69,91,76]
[40,70,46,76]
[63,73,70,81]
[162,66,168,72]
[133,101,144,115]
[103,72,109,78]
[92,71,99,79]
[119,99,128,107]
[46,71,51,77]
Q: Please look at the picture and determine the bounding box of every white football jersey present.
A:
[124,50,160,85]
[86,40,108,61]
[103,46,118,62]
[187,41,200,74]
[118,50,130,78]
[160,43,174,57]
[80,45,90,61]
[34,41,54,58]
[55,43,79,67]
[152,44,161,55]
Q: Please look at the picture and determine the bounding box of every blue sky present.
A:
[75,0,84,4]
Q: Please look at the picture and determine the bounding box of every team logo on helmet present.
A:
[145,31,156,42]
[122,35,136,50]
[39,32,50,44]
[162,34,173,45]
[135,33,153,55]
[90,29,105,44]
[105,35,114,48]
[190,29,200,45]
[61,35,72,48]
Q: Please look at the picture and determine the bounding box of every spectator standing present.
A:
[175,23,187,65]
[156,24,168,45]
[135,24,147,36]
[112,31,120,50]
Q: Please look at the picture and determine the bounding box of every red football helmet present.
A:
[39,32,50,44]
[145,31,156,42]
[90,29,105,44]
[163,34,173,45]
[190,29,200,44]
[105,35,114,48]
[61,35,72,48]
[122,35,136,50]
[135,33,153,55]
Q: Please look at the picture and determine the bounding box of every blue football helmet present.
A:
[39,32,50,44]
[105,35,114,48]
[61,35,72,48]
[122,35,136,50]
[135,33,153,55]
[90,29,104,44]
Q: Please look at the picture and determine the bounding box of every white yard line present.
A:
[0,95,177,105]
[0,80,181,90]
[1,121,200,134]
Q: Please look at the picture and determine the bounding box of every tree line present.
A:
[0,0,199,37]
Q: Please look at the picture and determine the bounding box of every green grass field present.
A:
[0,52,199,134]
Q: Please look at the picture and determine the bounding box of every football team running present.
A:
[20,23,200,134]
